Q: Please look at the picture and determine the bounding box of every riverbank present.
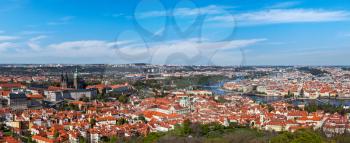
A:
[222,88,350,100]
[200,81,350,106]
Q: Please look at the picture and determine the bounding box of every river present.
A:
[202,80,350,106]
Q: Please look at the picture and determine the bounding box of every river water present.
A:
[202,80,350,106]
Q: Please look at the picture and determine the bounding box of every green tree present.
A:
[215,96,229,103]
[54,131,60,138]
[109,136,118,143]
[138,115,147,123]
[79,136,87,143]
[118,95,128,103]
[142,132,165,143]
[27,136,36,143]
[270,132,293,143]
[90,118,96,127]
[267,104,275,112]
[182,119,192,136]
[270,129,325,143]
[117,118,128,125]
[100,136,109,142]
[334,135,350,143]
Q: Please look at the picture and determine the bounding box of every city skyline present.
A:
[0,0,350,65]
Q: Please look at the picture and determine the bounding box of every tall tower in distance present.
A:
[60,72,68,89]
[73,67,78,89]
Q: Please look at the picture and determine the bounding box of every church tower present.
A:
[60,72,68,89]
[73,68,78,89]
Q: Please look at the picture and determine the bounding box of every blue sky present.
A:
[0,0,350,65]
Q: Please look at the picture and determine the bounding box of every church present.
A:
[60,68,84,89]
[45,68,97,102]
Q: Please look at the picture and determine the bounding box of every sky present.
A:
[0,0,350,65]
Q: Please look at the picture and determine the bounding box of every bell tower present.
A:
[73,67,78,89]
[60,72,68,89]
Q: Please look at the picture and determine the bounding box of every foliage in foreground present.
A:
[304,102,350,115]
[127,121,350,143]
[126,121,274,143]
[270,129,326,143]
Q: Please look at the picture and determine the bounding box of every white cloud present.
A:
[0,35,19,41]
[20,30,53,35]
[209,9,349,26]
[43,40,133,58]
[29,35,47,42]
[27,35,48,51]
[137,5,230,18]
[48,16,75,25]
[117,38,266,65]
[0,40,130,63]
[198,39,266,50]
[150,39,265,65]
[173,5,229,17]
[27,42,40,51]
[0,42,17,52]
[47,40,113,56]
[138,4,350,27]
[136,10,166,18]
[0,37,264,64]
[111,13,124,18]
[267,1,301,9]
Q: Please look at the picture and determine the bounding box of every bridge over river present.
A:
[198,80,350,106]
[267,97,331,105]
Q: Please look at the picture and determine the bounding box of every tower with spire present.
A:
[60,72,68,89]
[73,67,78,89]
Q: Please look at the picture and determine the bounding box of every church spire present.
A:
[74,67,78,89]
[61,72,68,89]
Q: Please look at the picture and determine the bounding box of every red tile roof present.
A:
[3,136,21,143]
[32,135,56,143]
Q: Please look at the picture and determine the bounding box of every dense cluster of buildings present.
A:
[224,67,350,99]
[1,90,350,142]
[0,70,130,109]
[1,66,350,142]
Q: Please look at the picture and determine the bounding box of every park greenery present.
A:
[298,67,329,76]
[304,102,350,115]
[132,75,227,91]
[270,129,326,143]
